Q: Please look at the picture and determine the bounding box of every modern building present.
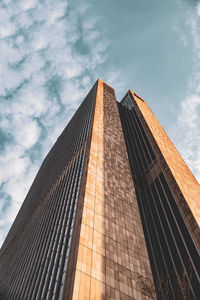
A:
[0,79,199,300]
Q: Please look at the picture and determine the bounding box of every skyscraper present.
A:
[0,79,199,300]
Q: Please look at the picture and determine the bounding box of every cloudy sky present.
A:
[0,0,200,246]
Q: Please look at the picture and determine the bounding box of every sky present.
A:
[0,0,200,246]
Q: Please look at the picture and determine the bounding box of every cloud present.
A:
[19,0,38,11]
[173,95,200,182]
[0,0,121,247]
[197,1,200,17]
[0,143,38,245]
[171,4,200,183]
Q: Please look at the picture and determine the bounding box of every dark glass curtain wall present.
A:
[118,97,200,300]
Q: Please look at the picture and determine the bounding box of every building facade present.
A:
[118,91,200,299]
[0,79,199,300]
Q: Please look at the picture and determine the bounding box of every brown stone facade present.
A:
[71,80,153,300]
[128,90,200,250]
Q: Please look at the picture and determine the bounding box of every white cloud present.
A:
[0,22,15,38]
[0,162,38,227]
[65,62,83,79]
[0,145,27,183]
[173,96,200,183]
[170,5,200,184]
[14,118,40,148]
[13,87,47,117]
[196,1,200,17]
[19,0,38,11]
[81,75,91,86]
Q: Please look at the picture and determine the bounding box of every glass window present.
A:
[122,95,133,109]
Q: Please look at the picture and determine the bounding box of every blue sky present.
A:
[0,0,200,246]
